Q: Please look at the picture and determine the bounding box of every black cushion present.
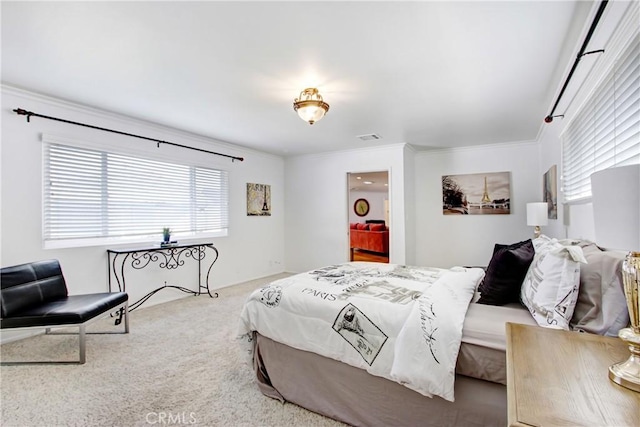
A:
[1,292,128,329]
[1,259,67,318]
[477,239,534,306]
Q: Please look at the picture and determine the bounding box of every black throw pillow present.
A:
[477,239,535,306]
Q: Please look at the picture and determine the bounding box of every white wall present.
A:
[284,144,408,272]
[1,86,285,313]
[414,141,542,268]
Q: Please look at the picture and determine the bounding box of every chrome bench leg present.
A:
[124,305,130,334]
[79,325,86,364]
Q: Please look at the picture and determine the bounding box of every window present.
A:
[562,33,639,202]
[44,141,229,248]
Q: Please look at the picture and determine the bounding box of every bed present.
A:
[237,236,630,427]
[237,261,538,426]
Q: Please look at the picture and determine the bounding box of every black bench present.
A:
[1,259,129,364]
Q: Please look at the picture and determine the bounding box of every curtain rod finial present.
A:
[13,108,33,122]
[544,114,564,124]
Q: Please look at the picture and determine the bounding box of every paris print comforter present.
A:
[237,262,484,402]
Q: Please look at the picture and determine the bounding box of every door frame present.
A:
[346,170,390,263]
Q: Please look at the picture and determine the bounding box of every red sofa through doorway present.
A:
[349,222,389,254]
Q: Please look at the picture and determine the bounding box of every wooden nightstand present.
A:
[506,322,639,427]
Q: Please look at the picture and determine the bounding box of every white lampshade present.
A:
[527,202,549,226]
[591,164,640,251]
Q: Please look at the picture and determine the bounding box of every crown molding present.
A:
[414,139,539,157]
[286,142,409,161]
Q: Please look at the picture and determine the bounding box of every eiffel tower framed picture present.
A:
[247,183,271,216]
[442,171,511,215]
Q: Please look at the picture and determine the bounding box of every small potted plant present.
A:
[162,227,171,243]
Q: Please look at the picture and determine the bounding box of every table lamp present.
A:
[591,164,640,392]
[526,202,549,238]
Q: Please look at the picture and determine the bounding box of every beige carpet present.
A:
[0,274,347,427]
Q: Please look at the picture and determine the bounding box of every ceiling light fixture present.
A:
[293,88,329,125]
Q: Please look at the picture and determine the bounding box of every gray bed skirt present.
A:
[253,333,507,427]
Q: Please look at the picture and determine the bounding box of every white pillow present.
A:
[531,234,558,253]
[520,240,586,330]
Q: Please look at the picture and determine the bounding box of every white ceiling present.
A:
[1,1,594,156]
[349,171,389,193]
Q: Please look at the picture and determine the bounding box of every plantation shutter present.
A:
[562,33,640,202]
[44,142,229,244]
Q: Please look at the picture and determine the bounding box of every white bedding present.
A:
[462,303,537,351]
[238,262,485,402]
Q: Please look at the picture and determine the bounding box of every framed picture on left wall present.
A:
[247,183,271,216]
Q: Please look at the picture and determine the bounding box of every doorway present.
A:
[348,171,390,263]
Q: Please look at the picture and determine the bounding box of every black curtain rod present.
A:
[12,108,244,162]
[544,0,608,123]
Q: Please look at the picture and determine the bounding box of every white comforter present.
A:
[237,262,484,402]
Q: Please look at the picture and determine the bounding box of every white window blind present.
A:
[44,142,229,246]
[562,33,640,202]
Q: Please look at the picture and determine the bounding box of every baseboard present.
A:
[216,272,292,291]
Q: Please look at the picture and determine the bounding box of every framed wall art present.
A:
[544,165,558,219]
[247,183,271,216]
[442,171,511,215]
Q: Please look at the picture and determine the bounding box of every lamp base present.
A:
[608,328,640,392]
[533,226,541,238]
[609,250,640,393]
